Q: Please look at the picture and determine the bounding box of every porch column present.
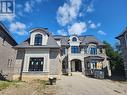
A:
[82,61,85,75]
[68,61,71,76]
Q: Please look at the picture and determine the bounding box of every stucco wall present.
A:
[30,30,48,45]
[23,49,50,73]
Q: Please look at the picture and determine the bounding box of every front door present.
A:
[75,60,82,72]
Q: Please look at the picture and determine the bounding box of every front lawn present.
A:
[0,81,23,91]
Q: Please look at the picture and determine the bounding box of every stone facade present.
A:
[14,28,61,81]
[0,21,112,81]
[116,28,127,78]
[13,28,111,81]
[55,35,111,77]
[0,23,17,80]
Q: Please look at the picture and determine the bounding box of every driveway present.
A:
[55,72,127,95]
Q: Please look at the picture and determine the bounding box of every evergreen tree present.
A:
[103,41,125,76]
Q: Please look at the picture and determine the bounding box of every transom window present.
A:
[34,34,42,46]
[71,46,80,53]
[29,58,44,71]
[72,37,77,41]
[90,46,97,55]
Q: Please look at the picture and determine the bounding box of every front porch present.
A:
[62,56,105,78]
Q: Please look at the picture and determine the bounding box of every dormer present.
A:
[69,35,81,46]
[30,28,49,46]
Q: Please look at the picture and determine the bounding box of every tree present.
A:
[103,41,125,76]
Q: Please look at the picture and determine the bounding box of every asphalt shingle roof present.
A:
[116,28,127,39]
[54,35,105,46]
[15,30,105,48]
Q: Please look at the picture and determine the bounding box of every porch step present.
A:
[72,72,83,76]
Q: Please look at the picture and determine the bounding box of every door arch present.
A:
[71,59,82,72]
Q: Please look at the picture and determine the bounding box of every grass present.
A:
[0,81,10,91]
[0,80,24,91]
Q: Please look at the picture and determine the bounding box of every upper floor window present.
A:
[72,37,77,41]
[34,34,42,46]
[84,46,87,54]
[62,47,66,54]
[71,46,80,53]
[99,48,103,53]
[90,46,97,55]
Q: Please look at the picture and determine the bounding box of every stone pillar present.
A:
[68,61,71,76]
[82,61,85,75]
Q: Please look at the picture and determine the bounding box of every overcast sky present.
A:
[1,0,127,45]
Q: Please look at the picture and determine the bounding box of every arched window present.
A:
[34,34,42,46]
[72,37,77,41]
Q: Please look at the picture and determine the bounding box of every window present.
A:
[72,37,77,41]
[8,59,12,67]
[62,47,66,54]
[84,47,87,54]
[3,37,6,45]
[71,46,80,53]
[34,34,42,46]
[91,61,97,69]
[29,58,44,71]
[100,48,103,53]
[87,62,90,69]
[90,47,97,55]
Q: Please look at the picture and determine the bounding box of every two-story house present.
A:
[13,28,111,81]
[54,35,111,77]
[13,28,61,81]
[0,22,17,80]
[116,28,127,79]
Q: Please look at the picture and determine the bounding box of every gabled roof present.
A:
[15,28,60,49]
[116,27,127,39]
[29,28,50,36]
[54,35,70,46]
[0,22,17,46]
[46,35,60,48]
[80,35,105,45]
[54,35,105,46]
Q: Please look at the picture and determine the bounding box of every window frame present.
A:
[34,34,42,46]
[71,46,80,53]
[72,37,77,41]
[90,46,97,55]
[29,57,44,71]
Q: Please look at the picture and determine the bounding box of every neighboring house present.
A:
[0,22,17,80]
[116,28,127,79]
[13,28,111,81]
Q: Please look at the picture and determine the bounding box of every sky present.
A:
[0,0,127,45]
